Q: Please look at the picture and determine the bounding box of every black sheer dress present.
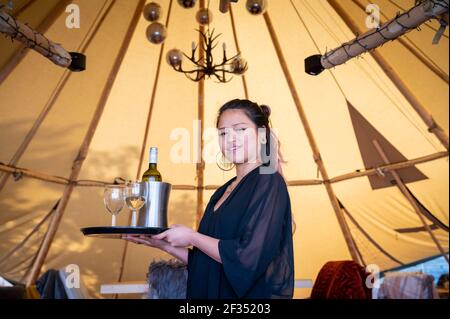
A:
[186,165,294,299]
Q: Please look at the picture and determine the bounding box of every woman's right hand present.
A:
[122,235,170,252]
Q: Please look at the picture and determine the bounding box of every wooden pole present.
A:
[229,5,249,99]
[328,0,449,151]
[263,11,361,263]
[195,0,206,228]
[22,213,53,283]
[352,0,448,84]
[341,203,404,265]
[0,0,71,85]
[24,0,146,287]
[0,10,72,68]
[0,0,115,193]
[2,151,447,189]
[116,0,174,288]
[0,200,57,265]
[0,163,71,185]
[329,151,449,183]
[134,0,173,181]
[372,139,449,263]
[0,70,70,192]
[386,0,449,38]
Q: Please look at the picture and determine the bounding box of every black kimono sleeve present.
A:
[218,173,289,297]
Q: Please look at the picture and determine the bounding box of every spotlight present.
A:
[304,54,324,76]
[68,52,86,72]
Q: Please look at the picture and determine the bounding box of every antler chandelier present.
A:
[166,28,247,82]
[142,1,264,83]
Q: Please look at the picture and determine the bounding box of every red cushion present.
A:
[311,261,372,299]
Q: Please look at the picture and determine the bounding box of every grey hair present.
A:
[147,259,188,299]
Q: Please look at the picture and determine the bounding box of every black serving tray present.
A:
[81,226,167,239]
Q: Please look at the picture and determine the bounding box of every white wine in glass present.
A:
[125,182,148,227]
[104,185,125,226]
[125,196,146,210]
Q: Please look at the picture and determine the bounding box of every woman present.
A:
[123,99,294,299]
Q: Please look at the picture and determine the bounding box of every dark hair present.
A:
[216,99,273,167]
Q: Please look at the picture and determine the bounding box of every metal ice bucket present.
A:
[137,181,171,228]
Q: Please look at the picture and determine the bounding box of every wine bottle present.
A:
[142,147,162,182]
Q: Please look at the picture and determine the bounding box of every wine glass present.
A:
[125,181,148,227]
[104,185,125,226]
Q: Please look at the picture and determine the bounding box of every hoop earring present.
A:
[216,152,235,171]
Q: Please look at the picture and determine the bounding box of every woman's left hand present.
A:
[152,224,196,248]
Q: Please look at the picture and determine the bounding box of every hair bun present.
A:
[260,104,271,118]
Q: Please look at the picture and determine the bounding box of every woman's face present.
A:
[217,109,260,164]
